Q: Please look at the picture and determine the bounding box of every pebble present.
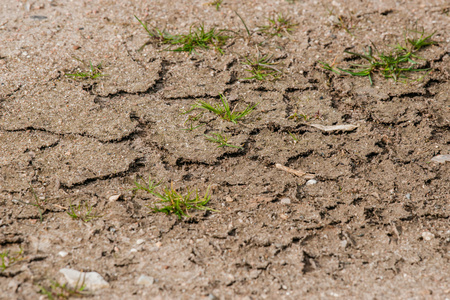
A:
[59,268,109,291]
[422,232,435,241]
[57,251,69,257]
[405,193,411,200]
[280,197,291,204]
[136,239,145,245]
[431,154,450,164]
[108,194,121,201]
[306,179,317,185]
[136,275,155,286]
[130,248,138,253]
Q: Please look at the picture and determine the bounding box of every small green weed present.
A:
[133,177,217,219]
[319,28,436,84]
[242,53,282,80]
[39,279,87,300]
[288,111,322,122]
[288,132,299,143]
[181,112,204,131]
[206,0,223,10]
[66,59,105,80]
[235,11,252,39]
[13,186,46,223]
[188,94,257,124]
[205,132,242,148]
[135,16,232,54]
[259,13,297,37]
[326,6,356,36]
[0,248,24,272]
[66,201,101,222]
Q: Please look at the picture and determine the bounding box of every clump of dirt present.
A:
[0,0,449,299]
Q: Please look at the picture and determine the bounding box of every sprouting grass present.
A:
[319,28,436,84]
[181,112,204,131]
[235,11,252,39]
[242,53,282,80]
[135,16,232,54]
[1,247,24,272]
[325,6,356,36]
[288,132,299,143]
[206,0,223,10]
[66,59,105,80]
[187,94,258,124]
[204,132,242,148]
[13,186,46,223]
[288,111,322,122]
[259,13,298,37]
[39,279,87,300]
[133,176,217,219]
[66,201,101,222]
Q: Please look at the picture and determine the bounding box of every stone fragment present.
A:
[136,275,155,286]
[59,268,109,291]
[280,197,291,204]
[306,179,318,185]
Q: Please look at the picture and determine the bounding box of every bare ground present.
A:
[0,0,449,299]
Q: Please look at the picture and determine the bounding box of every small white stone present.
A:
[130,248,138,253]
[280,197,291,204]
[108,194,121,201]
[422,232,435,241]
[306,179,317,185]
[136,239,145,245]
[59,268,109,291]
[58,251,69,257]
[137,275,154,286]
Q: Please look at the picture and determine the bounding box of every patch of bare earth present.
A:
[0,0,448,299]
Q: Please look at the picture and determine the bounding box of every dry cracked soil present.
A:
[0,0,449,299]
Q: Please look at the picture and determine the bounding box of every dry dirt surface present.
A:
[1,0,449,299]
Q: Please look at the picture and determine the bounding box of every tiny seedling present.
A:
[235,11,252,39]
[206,0,223,10]
[66,58,105,80]
[288,110,322,122]
[66,201,101,222]
[135,16,232,54]
[288,131,299,143]
[39,278,87,300]
[13,186,46,223]
[325,6,356,36]
[181,112,204,131]
[133,176,217,219]
[242,53,282,80]
[319,29,436,84]
[0,247,24,272]
[189,94,257,124]
[204,132,242,148]
[259,13,298,37]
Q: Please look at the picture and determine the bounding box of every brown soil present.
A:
[1,0,449,299]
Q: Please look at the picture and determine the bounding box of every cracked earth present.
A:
[0,0,449,299]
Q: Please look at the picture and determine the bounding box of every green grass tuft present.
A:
[66,59,105,80]
[39,279,87,300]
[242,53,282,80]
[1,248,24,272]
[319,28,436,84]
[66,201,102,222]
[133,177,217,219]
[188,94,257,124]
[205,132,243,148]
[259,13,297,37]
[135,16,232,54]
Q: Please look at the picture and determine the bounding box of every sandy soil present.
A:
[0,0,449,299]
